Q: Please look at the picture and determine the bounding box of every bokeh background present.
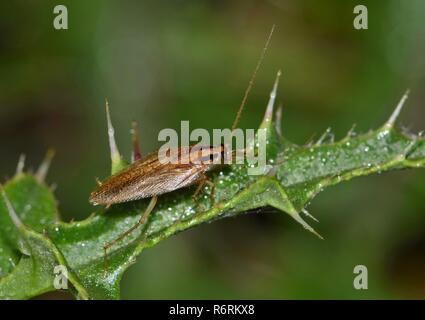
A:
[1,0,425,299]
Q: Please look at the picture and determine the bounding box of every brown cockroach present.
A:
[89,26,277,256]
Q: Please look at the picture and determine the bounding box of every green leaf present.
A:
[0,174,58,278]
[0,224,64,300]
[0,174,89,299]
[0,89,423,299]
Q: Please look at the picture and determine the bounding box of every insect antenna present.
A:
[231,24,275,132]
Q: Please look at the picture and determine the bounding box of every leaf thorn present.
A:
[0,184,23,229]
[292,212,324,240]
[16,153,26,176]
[385,90,409,128]
[36,149,55,183]
[316,127,333,146]
[346,123,357,138]
[301,208,319,222]
[105,99,122,167]
[262,70,281,124]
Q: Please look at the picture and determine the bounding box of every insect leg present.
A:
[192,176,207,202]
[204,179,215,201]
[192,174,215,209]
[103,195,158,270]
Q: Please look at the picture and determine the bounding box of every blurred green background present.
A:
[1,0,425,299]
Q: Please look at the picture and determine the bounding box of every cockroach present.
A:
[89,25,277,257]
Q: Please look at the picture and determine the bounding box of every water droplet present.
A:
[378,130,389,140]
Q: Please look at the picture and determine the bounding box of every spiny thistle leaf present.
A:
[0,84,423,299]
